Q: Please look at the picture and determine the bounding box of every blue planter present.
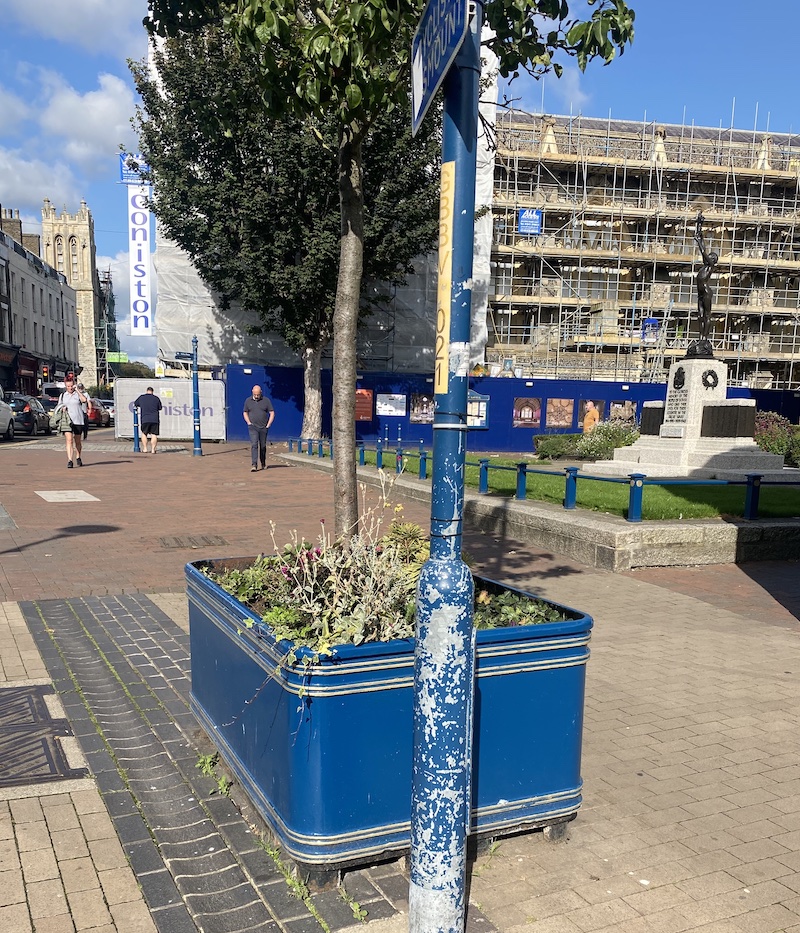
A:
[187,559,592,867]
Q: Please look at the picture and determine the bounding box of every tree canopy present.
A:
[131,26,440,435]
[145,0,635,535]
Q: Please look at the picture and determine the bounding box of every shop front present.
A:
[0,344,18,394]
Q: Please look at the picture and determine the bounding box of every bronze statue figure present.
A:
[687,212,717,359]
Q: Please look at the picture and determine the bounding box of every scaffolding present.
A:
[488,111,800,388]
[95,269,119,385]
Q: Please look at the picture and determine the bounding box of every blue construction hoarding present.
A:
[224,364,800,452]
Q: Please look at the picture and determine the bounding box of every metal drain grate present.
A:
[160,534,229,549]
[0,685,87,787]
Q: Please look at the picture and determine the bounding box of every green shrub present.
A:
[533,433,580,459]
[575,421,640,460]
[787,427,800,468]
[754,410,793,458]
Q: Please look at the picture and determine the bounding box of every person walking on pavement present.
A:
[134,387,163,454]
[54,378,88,468]
[243,385,274,472]
[77,383,92,441]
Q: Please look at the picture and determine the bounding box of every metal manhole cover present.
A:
[160,535,229,549]
[0,686,88,787]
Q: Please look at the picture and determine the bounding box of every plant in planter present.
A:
[187,500,593,869]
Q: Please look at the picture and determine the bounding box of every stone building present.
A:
[0,208,80,394]
[40,198,105,387]
[488,112,800,388]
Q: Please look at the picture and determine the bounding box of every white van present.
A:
[41,382,66,400]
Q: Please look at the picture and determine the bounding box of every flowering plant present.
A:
[207,491,568,658]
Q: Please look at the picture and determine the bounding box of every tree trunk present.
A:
[332,123,363,538]
[300,344,323,439]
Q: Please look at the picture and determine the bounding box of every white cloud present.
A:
[548,66,590,114]
[0,85,30,130]
[504,65,591,116]
[4,0,149,60]
[0,147,79,214]
[38,73,139,172]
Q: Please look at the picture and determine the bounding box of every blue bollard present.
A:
[627,473,646,522]
[192,335,202,456]
[515,462,528,500]
[419,439,425,458]
[744,474,762,520]
[478,459,489,494]
[396,448,404,474]
[288,438,295,452]
[133,407,141,453]
[307,438,314,456]
[563,467,579,510]
[358,444,365,466]
[376,438,383,471]
[317,439,324,458]
[419,450,428,481]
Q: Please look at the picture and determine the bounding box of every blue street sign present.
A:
[517,208,542,236]
[411,0,470,136]
[174,351,194,360]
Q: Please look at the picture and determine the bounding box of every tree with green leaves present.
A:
[146,0,635,536]
[131,26,440,438]
[117,361,157,379]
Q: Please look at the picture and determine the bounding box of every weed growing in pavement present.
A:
[338,887,368,922]
[196,753,219,777]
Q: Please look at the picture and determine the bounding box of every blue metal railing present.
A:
[287,438,790,523]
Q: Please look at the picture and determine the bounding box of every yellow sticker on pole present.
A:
[434,161,455,395]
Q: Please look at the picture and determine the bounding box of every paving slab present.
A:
[1,438,799,932]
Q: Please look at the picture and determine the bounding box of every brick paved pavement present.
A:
[1,434,799,932]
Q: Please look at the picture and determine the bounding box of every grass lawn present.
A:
[359,450,800,520]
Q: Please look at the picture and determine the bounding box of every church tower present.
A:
[41,198,101,386]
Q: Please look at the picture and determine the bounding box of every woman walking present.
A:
[54,378,89,467]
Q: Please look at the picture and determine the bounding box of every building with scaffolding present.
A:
[95,269,120,385]
[488,112,800,388]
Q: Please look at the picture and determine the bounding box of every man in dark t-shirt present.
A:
[134,387,163,454]
[243,386,275,472]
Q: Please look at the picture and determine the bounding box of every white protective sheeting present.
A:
[471,28,499,366]
[153,233,301,368]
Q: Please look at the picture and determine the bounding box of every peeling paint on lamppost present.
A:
[409,5,481,931]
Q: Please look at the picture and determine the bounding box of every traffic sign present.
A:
[174,351,194,361]
[411,0,469,136]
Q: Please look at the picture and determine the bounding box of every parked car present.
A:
[6,393,50,436]
[98,399,115,424]
[87,399,111,428]
[0,396,14,440]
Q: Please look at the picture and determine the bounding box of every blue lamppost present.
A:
[409,4,481,931]
[192,335,202,456]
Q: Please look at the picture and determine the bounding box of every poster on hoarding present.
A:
[355,389,373,422]
[410,394,434,424]
[376,393,406,416]
[513,397,542,428]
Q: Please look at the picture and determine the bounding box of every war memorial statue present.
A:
[687,212,717,359]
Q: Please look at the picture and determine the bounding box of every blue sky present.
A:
[0,1,797,364]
